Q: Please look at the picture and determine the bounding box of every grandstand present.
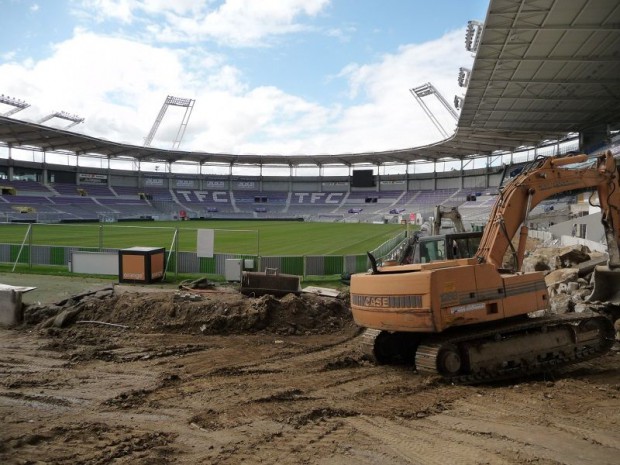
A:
[1,0,619,232]
[0,144,612,230]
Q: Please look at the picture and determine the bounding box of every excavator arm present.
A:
[476,151,620,271]
[597,154,620,269]
[432,205,465,235]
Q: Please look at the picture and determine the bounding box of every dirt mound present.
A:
[23,287,353,335]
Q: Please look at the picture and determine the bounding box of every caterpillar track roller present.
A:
[351,151,620,383]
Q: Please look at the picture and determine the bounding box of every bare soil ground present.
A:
[1,274,619,464]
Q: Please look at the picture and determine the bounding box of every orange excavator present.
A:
[350,151,619,383]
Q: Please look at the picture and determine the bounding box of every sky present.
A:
[0,0,490,156]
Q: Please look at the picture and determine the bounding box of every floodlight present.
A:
[465,20,483,53]
[37,111,84,128]
[458,67,471,88]
[0,94,30,117]
[454,95,464,110]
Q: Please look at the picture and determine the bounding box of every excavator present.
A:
[350,151,619,383]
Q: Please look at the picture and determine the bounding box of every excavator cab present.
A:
[416,231,482,263]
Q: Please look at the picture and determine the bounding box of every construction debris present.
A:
[18,283,351,336]
[524,244,620,344]
[240,269,301,297]
[302,286,341,298]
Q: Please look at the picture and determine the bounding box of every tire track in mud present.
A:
[346,415,514,465]
[158,342,370,430]
[432,413,619,465]
[3,326,619,465]
[199,364,617,465]
[1,421,176,465]
[245,418,352,464]
[137,331,362,405]
[192,413,357,465]
[432,383,620,465]
[147,333,396,463]
[178,353,469,464]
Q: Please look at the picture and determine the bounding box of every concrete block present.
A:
[0,283,35,328]
[0,290,23,327]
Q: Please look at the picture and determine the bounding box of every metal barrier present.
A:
[0,243,369,279]
[0,221,409,278]
[368,230,408,260]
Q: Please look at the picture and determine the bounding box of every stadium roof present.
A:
[1,0,619,167]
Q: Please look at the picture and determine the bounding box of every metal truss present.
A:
[144,95,195,149]
[37,111,84,129]
[0,94,30,117]
[410,83,459,139]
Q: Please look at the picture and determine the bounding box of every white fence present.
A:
[528,229,607,254]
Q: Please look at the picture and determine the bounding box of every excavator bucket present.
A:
[587,265,620,304]
[240,268,301,297]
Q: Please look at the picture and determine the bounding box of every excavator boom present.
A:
[477,152,620,270]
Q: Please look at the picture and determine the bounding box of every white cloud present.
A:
[0,26,472,155]
[189,0,330,46]
[30,3,40,12]
[76,0,206,22]
[0,30,190,141]
[325,25,356,43]
[1,51,17,61]
[75,0,331,47]
[77,0,135,23]
[204,65,247,93]
[224,29,472,155]
[325,30,472,152]
[138,0,202,16]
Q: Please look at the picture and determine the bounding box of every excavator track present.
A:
[415,313,615,384]
[360,328,420,365]
[360,328,383,362]
[362,313,615,384]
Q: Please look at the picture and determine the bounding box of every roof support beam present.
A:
[484,25,620,31]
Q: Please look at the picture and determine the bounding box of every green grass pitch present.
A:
[0,220,407,256]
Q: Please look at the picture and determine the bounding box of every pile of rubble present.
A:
[522,244,605,313]
[21,284,353,336]
[523,243,620,342]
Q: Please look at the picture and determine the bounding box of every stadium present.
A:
[1,0,619,280]
[3,2,620,464]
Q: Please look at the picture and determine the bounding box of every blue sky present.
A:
[0,0,489,155]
